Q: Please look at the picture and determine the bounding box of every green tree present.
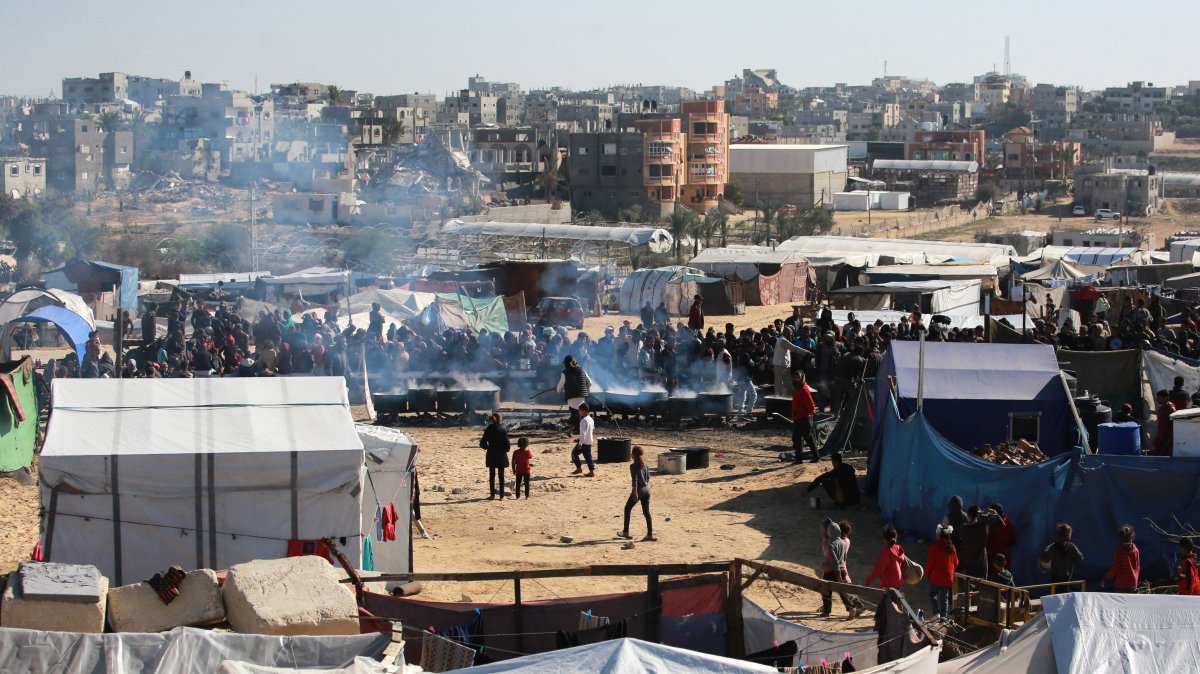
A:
[381,118,406,145]
[326,85,347,106]
[723,179,744,206]
[667,208,700,259]
[96,110,128,132]
[698,207,726,248]
[976,180,1002,203]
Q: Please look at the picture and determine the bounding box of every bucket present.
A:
[657,452,686,475]
[809,496,821,509]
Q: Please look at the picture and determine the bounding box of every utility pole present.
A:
[250,180,259,273]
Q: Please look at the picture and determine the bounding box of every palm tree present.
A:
[668,208,699,260]
[96,111,128,132]
[381,118,406,145]
[326,85,347,106]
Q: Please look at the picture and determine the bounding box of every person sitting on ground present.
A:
[806,452,860,508]
[1104,524,1140,593]
[865,525,908,590]
[1039,523,1084,584]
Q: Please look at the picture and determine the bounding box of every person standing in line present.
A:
[1039,523,1084,586]
[687,294,704,331]
[791,371,820,464]
[479,413,510,500]
[866,525,908,590]
[772,325,813,397]
[511,437,533,500]
[1176,538,1200,595]
[986,502,1016,574]
[819,518,864,618]
[617,446,655,541]
[1103,525,1140,593]
[925,524,958,619]
[571,403,596,477]
[1154,389,1176,456]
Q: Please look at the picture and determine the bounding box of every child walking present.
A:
[571,403,596,477]
[511,437,533,500]
[617,446,655,541]
[1103,525,1140,592]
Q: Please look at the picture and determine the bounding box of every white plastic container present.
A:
[657,452,687,475]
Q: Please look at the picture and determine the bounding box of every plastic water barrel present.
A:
[1097,422,1141,455]
[657,452,687,474]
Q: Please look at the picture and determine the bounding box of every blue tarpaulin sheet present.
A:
[18,305,93,364]
[873,341,1076,455]
[869,396,1200,584]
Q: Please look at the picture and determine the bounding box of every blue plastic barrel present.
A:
[1097,422,1141,455]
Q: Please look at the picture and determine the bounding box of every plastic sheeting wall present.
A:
[741,598,879,669]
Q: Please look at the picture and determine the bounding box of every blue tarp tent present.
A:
[873,342,1077,455]
[870,397,1200,584]
[17,306,93,364]
[45,259,140,310]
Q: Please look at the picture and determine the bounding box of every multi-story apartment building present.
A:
[472,126,551,189]
[1068,113,1175,155]
[441,89,502,126]
[43,118,107,192]
[161,84,274,164]
[680,100,729,212]
[62,72,128,110]
[977,75,1012,113]
[568,131,655,218]
[905,129,985,162]
[733,86,778,117]
[1002,126,1081,180]
[1074,165,1163,216]
[0,157,47,198]
[1103,82,1174,112]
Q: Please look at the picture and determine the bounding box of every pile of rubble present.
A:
[970,439,1047,465]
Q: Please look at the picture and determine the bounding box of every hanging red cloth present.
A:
[381,502,399,542]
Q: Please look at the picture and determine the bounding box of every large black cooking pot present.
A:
[764,395,792,420]
[597,436,632,463]
[436,389,465,414]
[465,388,501,412]
[605,391,640,415]
[638,389,669,416]
[408,388,436,413]
[672,445,710,469]
[372,391,408,415]
[701,391,734,416]
[668,394,699,419]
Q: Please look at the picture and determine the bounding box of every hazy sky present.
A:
[3,0,1197,97]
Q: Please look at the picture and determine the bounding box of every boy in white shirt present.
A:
[571,403,596,477]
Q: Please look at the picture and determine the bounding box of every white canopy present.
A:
[938,592,1200,674]
[689,246,807,281]
[830,279,982,316]
[443,221,673,252]
[1021,259,1088,282]
[261,266,352,287]
[460,638,777,673]
[1027,246,1148,267]
[778,235,1014,267]
[40,377,365,584]
[619,266,705,316]
[298,288,436,331]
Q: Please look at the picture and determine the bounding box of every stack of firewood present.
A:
[971,439,1047,465]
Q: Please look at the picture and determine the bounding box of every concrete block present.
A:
[2,574,108,633]
[16,561,103,603]
[107,569,225,633]
[223,556,358,636]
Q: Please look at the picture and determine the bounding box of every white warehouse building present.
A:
[729,144,848,208]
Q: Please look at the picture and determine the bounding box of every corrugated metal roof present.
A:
[873,159,979,172]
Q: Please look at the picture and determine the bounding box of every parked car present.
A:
[1094,209,1121,221]
[777,204,798,215]
[529,296,585,329]
[1072,205,1086,216]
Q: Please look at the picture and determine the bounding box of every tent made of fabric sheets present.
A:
[1029,245,1148,267]
[865,264,1000,291]
[619,266,704,316]
[777,235,1015,266]
[873,341,1076,455]
[299,288,436,331]
[696,276,742,315]
[442,220,674,252]
[1020,258,1088,283]
[420,294,509,334]
[937,593,1200,674]
[39,377,366,585]
[829,280,982,317]
[869,393,1200,584]
[458,637,777,673]
[0,626,391,674]
[741,597,880,668]
[0,288,96,364]
[357,424,417,575]
[261,267,353,299]
[688,247,809,305]
[44,258,140,309]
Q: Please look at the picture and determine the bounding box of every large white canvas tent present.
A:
[459,637,777,673]
[39,377,366,584]
[937,593,1200,674]
[298,288,436,331]
[619,266,705,316]
[356,425,418,574]
[777,235,1015,266]
[829,280,982,317]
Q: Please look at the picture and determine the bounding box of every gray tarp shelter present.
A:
[39,377,366,584]
[443,221,673,253]
[619,266,704,316]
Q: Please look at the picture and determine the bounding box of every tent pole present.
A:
[917,327,925,412]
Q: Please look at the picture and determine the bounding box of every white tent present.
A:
[619,266,705,316]
[777,235,1015,267]
[298,288,436,331]
[39,377,366,585]
[356,424,418,575]
[829,280,982,317]
[937,593,1200,674]
[689,246,807,280]
[459,637,777,673]
[0,287,97,362]
[1020,258,1088,283]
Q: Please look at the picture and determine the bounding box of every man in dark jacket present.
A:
[687,295,704,331]
[556,355,595,434]
[958,505,1002,578]
[806,452,860,507]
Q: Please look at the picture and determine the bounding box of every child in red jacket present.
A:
[866,525,908,590]
[1177,538,1200,595]
[511,437,533,500]
[1104,525,1140,593]
[925,524,958,618]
